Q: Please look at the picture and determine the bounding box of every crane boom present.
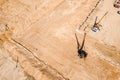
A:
[97,12,108,24]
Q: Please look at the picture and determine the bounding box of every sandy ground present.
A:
[0,48,26,80]
[85,0,120,48]
[0,0,120,80]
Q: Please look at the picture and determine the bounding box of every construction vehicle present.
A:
[117,11,120,14]
[114,0,120,8]
[91,12,108,32]
[114,0,120,14]
[75,33,87,58]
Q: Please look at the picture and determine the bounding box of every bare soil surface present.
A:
[0,0,120,80]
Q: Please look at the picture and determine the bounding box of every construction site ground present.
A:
[0,0,120,80]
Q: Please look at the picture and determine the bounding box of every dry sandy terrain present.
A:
[0,48,27,80]
[0,0,120,80]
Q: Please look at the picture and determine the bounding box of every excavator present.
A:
[91,12,108,32]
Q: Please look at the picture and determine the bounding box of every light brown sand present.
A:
[0,0,120,80]
[0,48,26,80]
